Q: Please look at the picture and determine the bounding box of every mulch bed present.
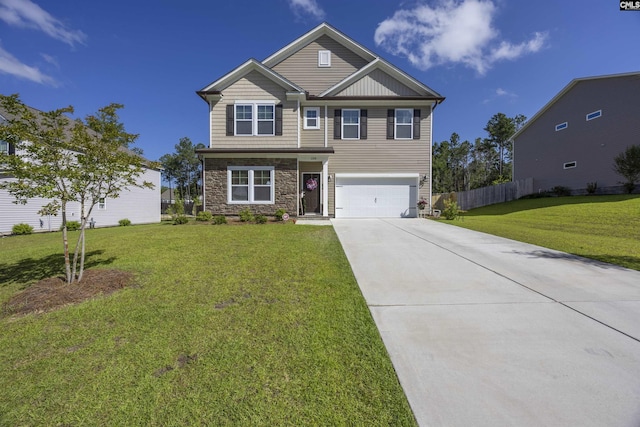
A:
[2,269,134,318]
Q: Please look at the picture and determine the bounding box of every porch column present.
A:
[322,159,329,217]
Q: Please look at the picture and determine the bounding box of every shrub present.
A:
[118,218,131,226]
[586,182,598,195]
[550,186,571,197]
[613,145,640,193]
[274,208,287,221]
[239,208,254,222]
[173,215,189,225]
[196,211,213,222]
[442,199,460,220]
[623,182,636,194]
[213,215,227,225]
[255,214,268,224]
[12,223,33,235]
[61,220,81,231]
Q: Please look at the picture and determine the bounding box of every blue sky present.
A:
[1,0,638,163]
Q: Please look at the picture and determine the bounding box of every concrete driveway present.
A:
[332,218,640,427]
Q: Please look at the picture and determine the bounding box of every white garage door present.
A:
[335,176,418,218]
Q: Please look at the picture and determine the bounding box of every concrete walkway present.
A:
[332,218,640,427]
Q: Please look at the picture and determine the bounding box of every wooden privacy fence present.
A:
[433,178,534,211]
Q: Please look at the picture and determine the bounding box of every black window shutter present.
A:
[334,109,341,139]
[387,109,394,139]
[8,142,15,155]
[413,108,421,140]
[360,109,367,140]
[275,104,283,136]
[226,105,234,136]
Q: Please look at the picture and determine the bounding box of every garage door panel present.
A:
[335,177,418,218]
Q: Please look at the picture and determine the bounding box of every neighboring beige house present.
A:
[196,23,444,218]
[0,105,161,235]
[512,71,640,193]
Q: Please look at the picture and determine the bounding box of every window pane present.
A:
[307,118,317,127]
[306,109,317,119]
[231,186,249,201]
[254,186,271,201]
[343,124,359,139]
[236,105,252,120]
[396,109,412,124]
[257,121,274,135]
[396,125,412,139]
[254,170,270,185]
[236,121,252,135]
[343,110,359,124]
[258,105,274,120]
[232,170,248,185]
[0,141,7,154]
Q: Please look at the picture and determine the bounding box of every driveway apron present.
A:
[332,218,640,427]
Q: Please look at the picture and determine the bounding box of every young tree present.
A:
[613,145,640,193]
[0,94,155,283]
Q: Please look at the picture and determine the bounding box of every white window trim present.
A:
[586,110,602,121]
[555,122,568,131]
[98,197,106,210]
[395,108,413,140]
[563,161,577,169]
[227,166,275,204]
[342,109,360,140]
[303,107,320,130]
[234,101,276,136]
[318,50,331,67]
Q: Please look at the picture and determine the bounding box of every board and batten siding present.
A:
[210,70,297,149]
[514,74,640,190]
[337,69,421,97]
[272,35,370,96]
[326,107,431,215]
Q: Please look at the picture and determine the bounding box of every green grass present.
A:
[444,195,640,270]
[0,223,416,426]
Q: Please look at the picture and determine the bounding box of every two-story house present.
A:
[196,23,444,218]
[512,71,640,193]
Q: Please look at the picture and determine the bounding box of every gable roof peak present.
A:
[262,22,377,68]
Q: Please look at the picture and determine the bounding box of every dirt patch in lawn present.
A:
[2,269,134,318]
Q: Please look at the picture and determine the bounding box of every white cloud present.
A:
[0,0,86,47]
[40,53,59,68]
[374,0,547,75]
[288,0,325,21]
[0,41,55,85]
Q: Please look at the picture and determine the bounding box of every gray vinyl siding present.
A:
[326,107,431,215]
[337,69,421,97]
[513,74,640,191]
[211,70,297,149]
[300,107,325,148]
[272,35,370,95]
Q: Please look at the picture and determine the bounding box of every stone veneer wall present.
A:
[203,158,298,216]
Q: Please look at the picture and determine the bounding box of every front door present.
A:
[302,173,321,214]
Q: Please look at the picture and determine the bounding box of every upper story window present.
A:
[225,102,282,137]
[304,107,320,130]
[586,110,602,121]
[234,103,275,136]
[318,50,331,67]
[395,109,413,139]
[98,197,106,210]
[342,109,360,139]
[555,122,568,131]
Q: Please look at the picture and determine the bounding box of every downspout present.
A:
[324,105,328,148]
[200,155,206,212]
[297,99,301,148]
[429,103,433,215]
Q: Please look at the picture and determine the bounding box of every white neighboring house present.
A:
[0,108,161,235]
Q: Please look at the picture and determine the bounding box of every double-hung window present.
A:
[342,109,360,139]
[0,140,8,155]
[234,103,275,136]
[228,166,274,204]
[395,109,413,139]
[304,107,320,129]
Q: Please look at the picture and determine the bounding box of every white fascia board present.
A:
[335,173,419,179]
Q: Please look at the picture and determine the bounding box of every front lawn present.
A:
[446,195,640,270]
[0,223,416,425]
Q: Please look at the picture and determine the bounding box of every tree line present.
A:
[433,112,526,193]
[159,137,204,202]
